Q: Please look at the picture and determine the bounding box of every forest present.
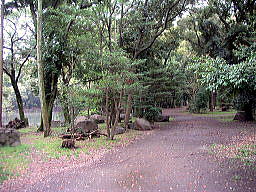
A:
[0,0,255,191]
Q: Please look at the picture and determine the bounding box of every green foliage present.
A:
[143,106,161,122]
[189,87,209,113]
[0,144,31,183]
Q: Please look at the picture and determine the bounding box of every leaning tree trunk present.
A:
[110,90,123,140]
[11,78,28,126]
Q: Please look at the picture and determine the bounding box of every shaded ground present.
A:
[1,108,256,192]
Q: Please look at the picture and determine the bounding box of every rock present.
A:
[233,111,253,121]
[0,128,21,147]
[155,115,170,122]
[90,114,105,124]
[114,126,126,135]
[10,141,21,147]
[75,116,89,124]
[134,118,153,131]
[5,118,26,129]
[75,120,98,135]
[128,123,135,129]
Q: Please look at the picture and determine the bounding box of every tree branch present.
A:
[134,0,187,58]
[3,66,11,78]
[15,45,36,83]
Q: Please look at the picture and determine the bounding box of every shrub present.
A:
[189,88,209,113]
[144,106,161,122]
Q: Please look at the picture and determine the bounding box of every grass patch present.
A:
[0,166,13,185]
[98,123,107,131]
[192,110,236,117]
[236,145,256,159]
[30,135,82,159]
[210,143,256,166]
[169,116,175,121]
[18,127,37,134]
[232,175,241,181]
[0,144,31,183]
[51,126,68,136]
[205,111,236,115]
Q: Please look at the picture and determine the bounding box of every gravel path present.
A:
[3,108,256,192]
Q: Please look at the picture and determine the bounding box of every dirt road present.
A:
[6,108,256,192]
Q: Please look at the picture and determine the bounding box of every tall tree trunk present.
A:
[209,91,216,112]
[0,0,4,127]
[209,93,213,112]
[11,78,28,126]
[38,78,58,131]
[212,91,217,109]
[37,0,50,137]
[124,93,132,129]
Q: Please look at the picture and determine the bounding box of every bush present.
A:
[189,88,209,113]
[144,106,161,122]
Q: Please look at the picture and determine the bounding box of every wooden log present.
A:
[60,133,83,139]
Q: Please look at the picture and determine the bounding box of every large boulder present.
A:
[114,126,126,135]
[75,116,89,124]
[90,114,105,124]
[134,118,153,131]
[75,119,98,134]
[0,128,21,147]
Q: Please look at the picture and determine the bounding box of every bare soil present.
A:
[1,108,255,192]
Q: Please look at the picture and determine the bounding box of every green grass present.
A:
[210,143,256,167]
[98,123,107,131]
[0,144,31,183]
[236,145,256,159]
[169,116,175,121]
[51,126,68,136]
[205,111,236,115]
[18,127,37,134]
[192,110,236,117]
[0,166,12,184]
[232,175,241,181]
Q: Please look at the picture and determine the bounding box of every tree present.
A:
[192,43,256,120]
[37,0,50,137]
[120,0,194,122]
[3,11,33,126]
[0,0,4,127]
